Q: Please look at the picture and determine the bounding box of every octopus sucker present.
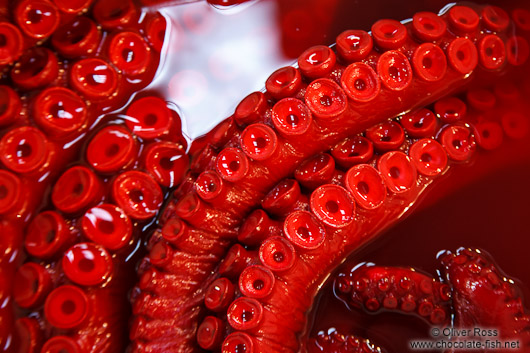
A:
[1,1,529,353]
[129,2,530,353]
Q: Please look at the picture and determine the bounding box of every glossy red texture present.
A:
[341,62,380,102]
[2,2,530,353]
[92,0,138,29]
[365,121,405,152]
[11,47,59,90]
[44,285,90,329]
[310,184,355,228]
[14,0,60,39]
[446,37,478,75]
[81,204,133,250]
[204,277,235,312]
[478,34,506,70]
[227,297,263,330]
[259,236,296,271]
[412,43,447,82]
[409,138,448,176]
[0,23,24,66]
[13,262,52,308]
[304,78,347,119]
[335,30,373,62]
[473,121,504,150]
[438,124,476,161]
[448,5,480,33]
[86,125,137,173]
[482,5,510,31]
[265,66,302,99]
[0,86,21,126]
[262,179,302,216]
[371,19,407,50]
[294,153,335,189]
[52,166,103,214]
[439,248,530,346]
[238,209,281,246]
[377,151,417,193]
[111,170,163,220]
[238,265,275,298]
[51,0,94,13]
[400,108,437,138]
[33,87,88,138]
[297,45,336,79]
[344,164,386,209]
[62,242,114,286]
[125,96,172,139]
[309,329,382,353]
[51,17,100,58]
[283,210,326,249]
[24,211,70,258]
[377,50,412,91]
[330,136,374,169]
[0,126,50,174]
[144,141,188,187]
[215,147,249,182]
[434,96,467,123]
[271,97,313,136]
[240,123,278,161]
[0,170,21,215]
[334,264,451,324]
[40,336,80,353]
[412,11,447,42]
[108,31,151,76]
[234,91,267,126]
[14,318,43,353]
[69,58,119,100]
[197,316,224,350]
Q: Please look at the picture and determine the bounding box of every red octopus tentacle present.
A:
[130,4,530,352]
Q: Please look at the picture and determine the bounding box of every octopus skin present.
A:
[129,3,530,353]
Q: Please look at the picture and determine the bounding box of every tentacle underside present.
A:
[325,248,530,353]
[131,3,530,353]
[441,248,530,351]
